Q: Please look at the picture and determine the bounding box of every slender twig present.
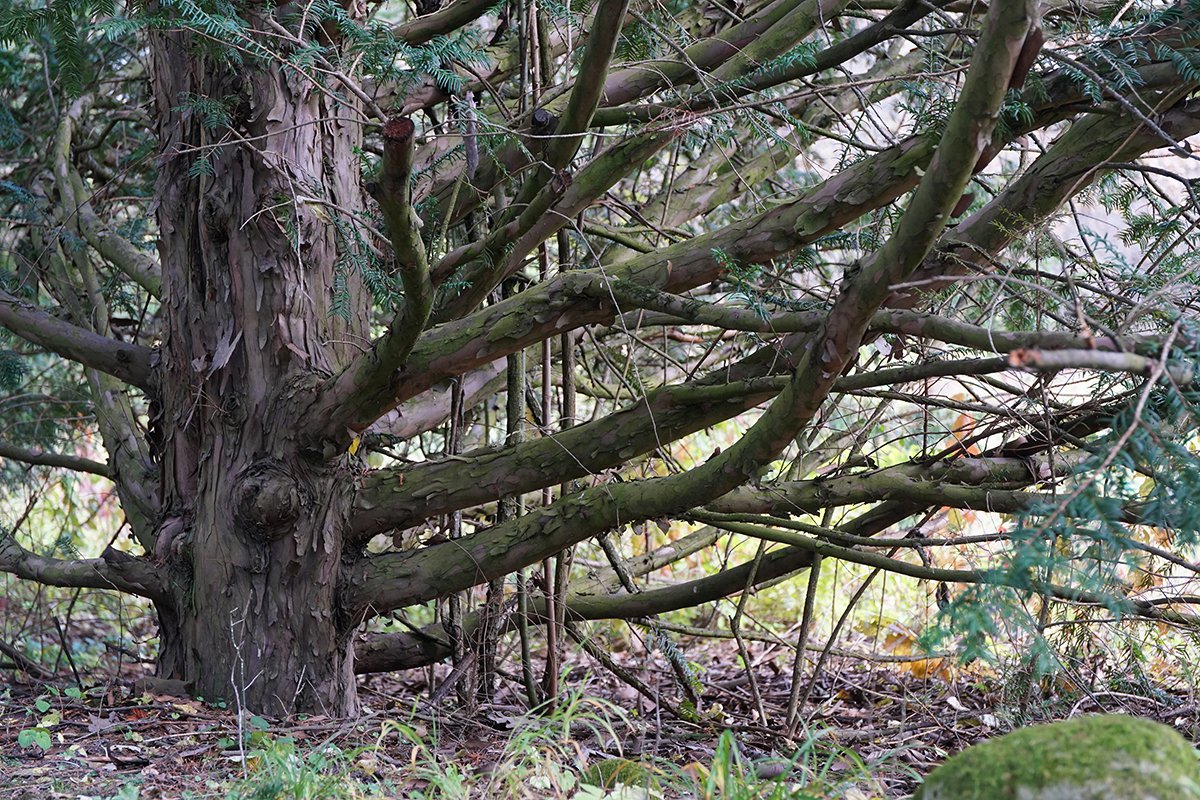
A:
[785,553,822,733]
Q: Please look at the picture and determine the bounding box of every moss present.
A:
[916,715,1200,800]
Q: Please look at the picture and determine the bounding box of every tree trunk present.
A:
[146,13,371,716]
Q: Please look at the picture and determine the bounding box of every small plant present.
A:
[483,685,629,797]
[17,727,52,752]
[225,736,373,800]
[667,728,904,800]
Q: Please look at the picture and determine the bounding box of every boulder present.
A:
[915,714,1200,800]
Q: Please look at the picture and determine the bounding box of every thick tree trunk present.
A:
[164,454,359,716]
[146,12,371,715]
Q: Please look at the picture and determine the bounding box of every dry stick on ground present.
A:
[0,637,54,680]
[564,620,686,720]
[597,532,701,706]
[649,617,956,664]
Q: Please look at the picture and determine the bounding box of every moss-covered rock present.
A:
[915,714,1200,800]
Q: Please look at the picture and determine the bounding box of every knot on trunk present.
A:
[235,460,303,541]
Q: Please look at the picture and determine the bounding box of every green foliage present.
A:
[923,338,1200,667]
[173,93,236,130]
[226,736,368,800]
[0,350,27,391]
[615,13,664,63]
[17,727,52,751]
[0,0,114,96]
[391,31,492,95]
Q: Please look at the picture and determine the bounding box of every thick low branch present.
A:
[350,358,1013,538]
[353,476,1196,673]
[354,528,824,672]
[344,0,1036,618]
[0,289,155,391]
[0,533,166,602]
[395,0,495,46]
[353,499,915,671]
[0,440,112,478]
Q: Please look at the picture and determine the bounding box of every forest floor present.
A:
[1,633,1197,799]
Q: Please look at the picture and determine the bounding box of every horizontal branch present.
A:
[707,454,1083,516]
[353,500,922,671]
[1009,348,1193,384]
[395,0,495,46]
[348,33,1198,577]
[600,281,1165,355]
[0,289,155,390]
[349,358,1014,538]
[355,521,837,672]
[0,440,111,477]
[0,532,165,602]
[692,516,1200,626]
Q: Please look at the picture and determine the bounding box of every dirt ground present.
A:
[2,633,1197,799]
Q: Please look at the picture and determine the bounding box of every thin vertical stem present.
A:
[731,541,769,725]
[503,324,540,707]
[538,240,558,703]
[551,225,575,690]
[446,378,469,705]
[785,553,822,733]
[794,565,885,732]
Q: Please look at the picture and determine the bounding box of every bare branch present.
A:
[309,118,433,449]
[0,532,166,602]
[0,289,155,390]
[1009,348,1194,384]
[396,0,496,46]
[0,440,112,478]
